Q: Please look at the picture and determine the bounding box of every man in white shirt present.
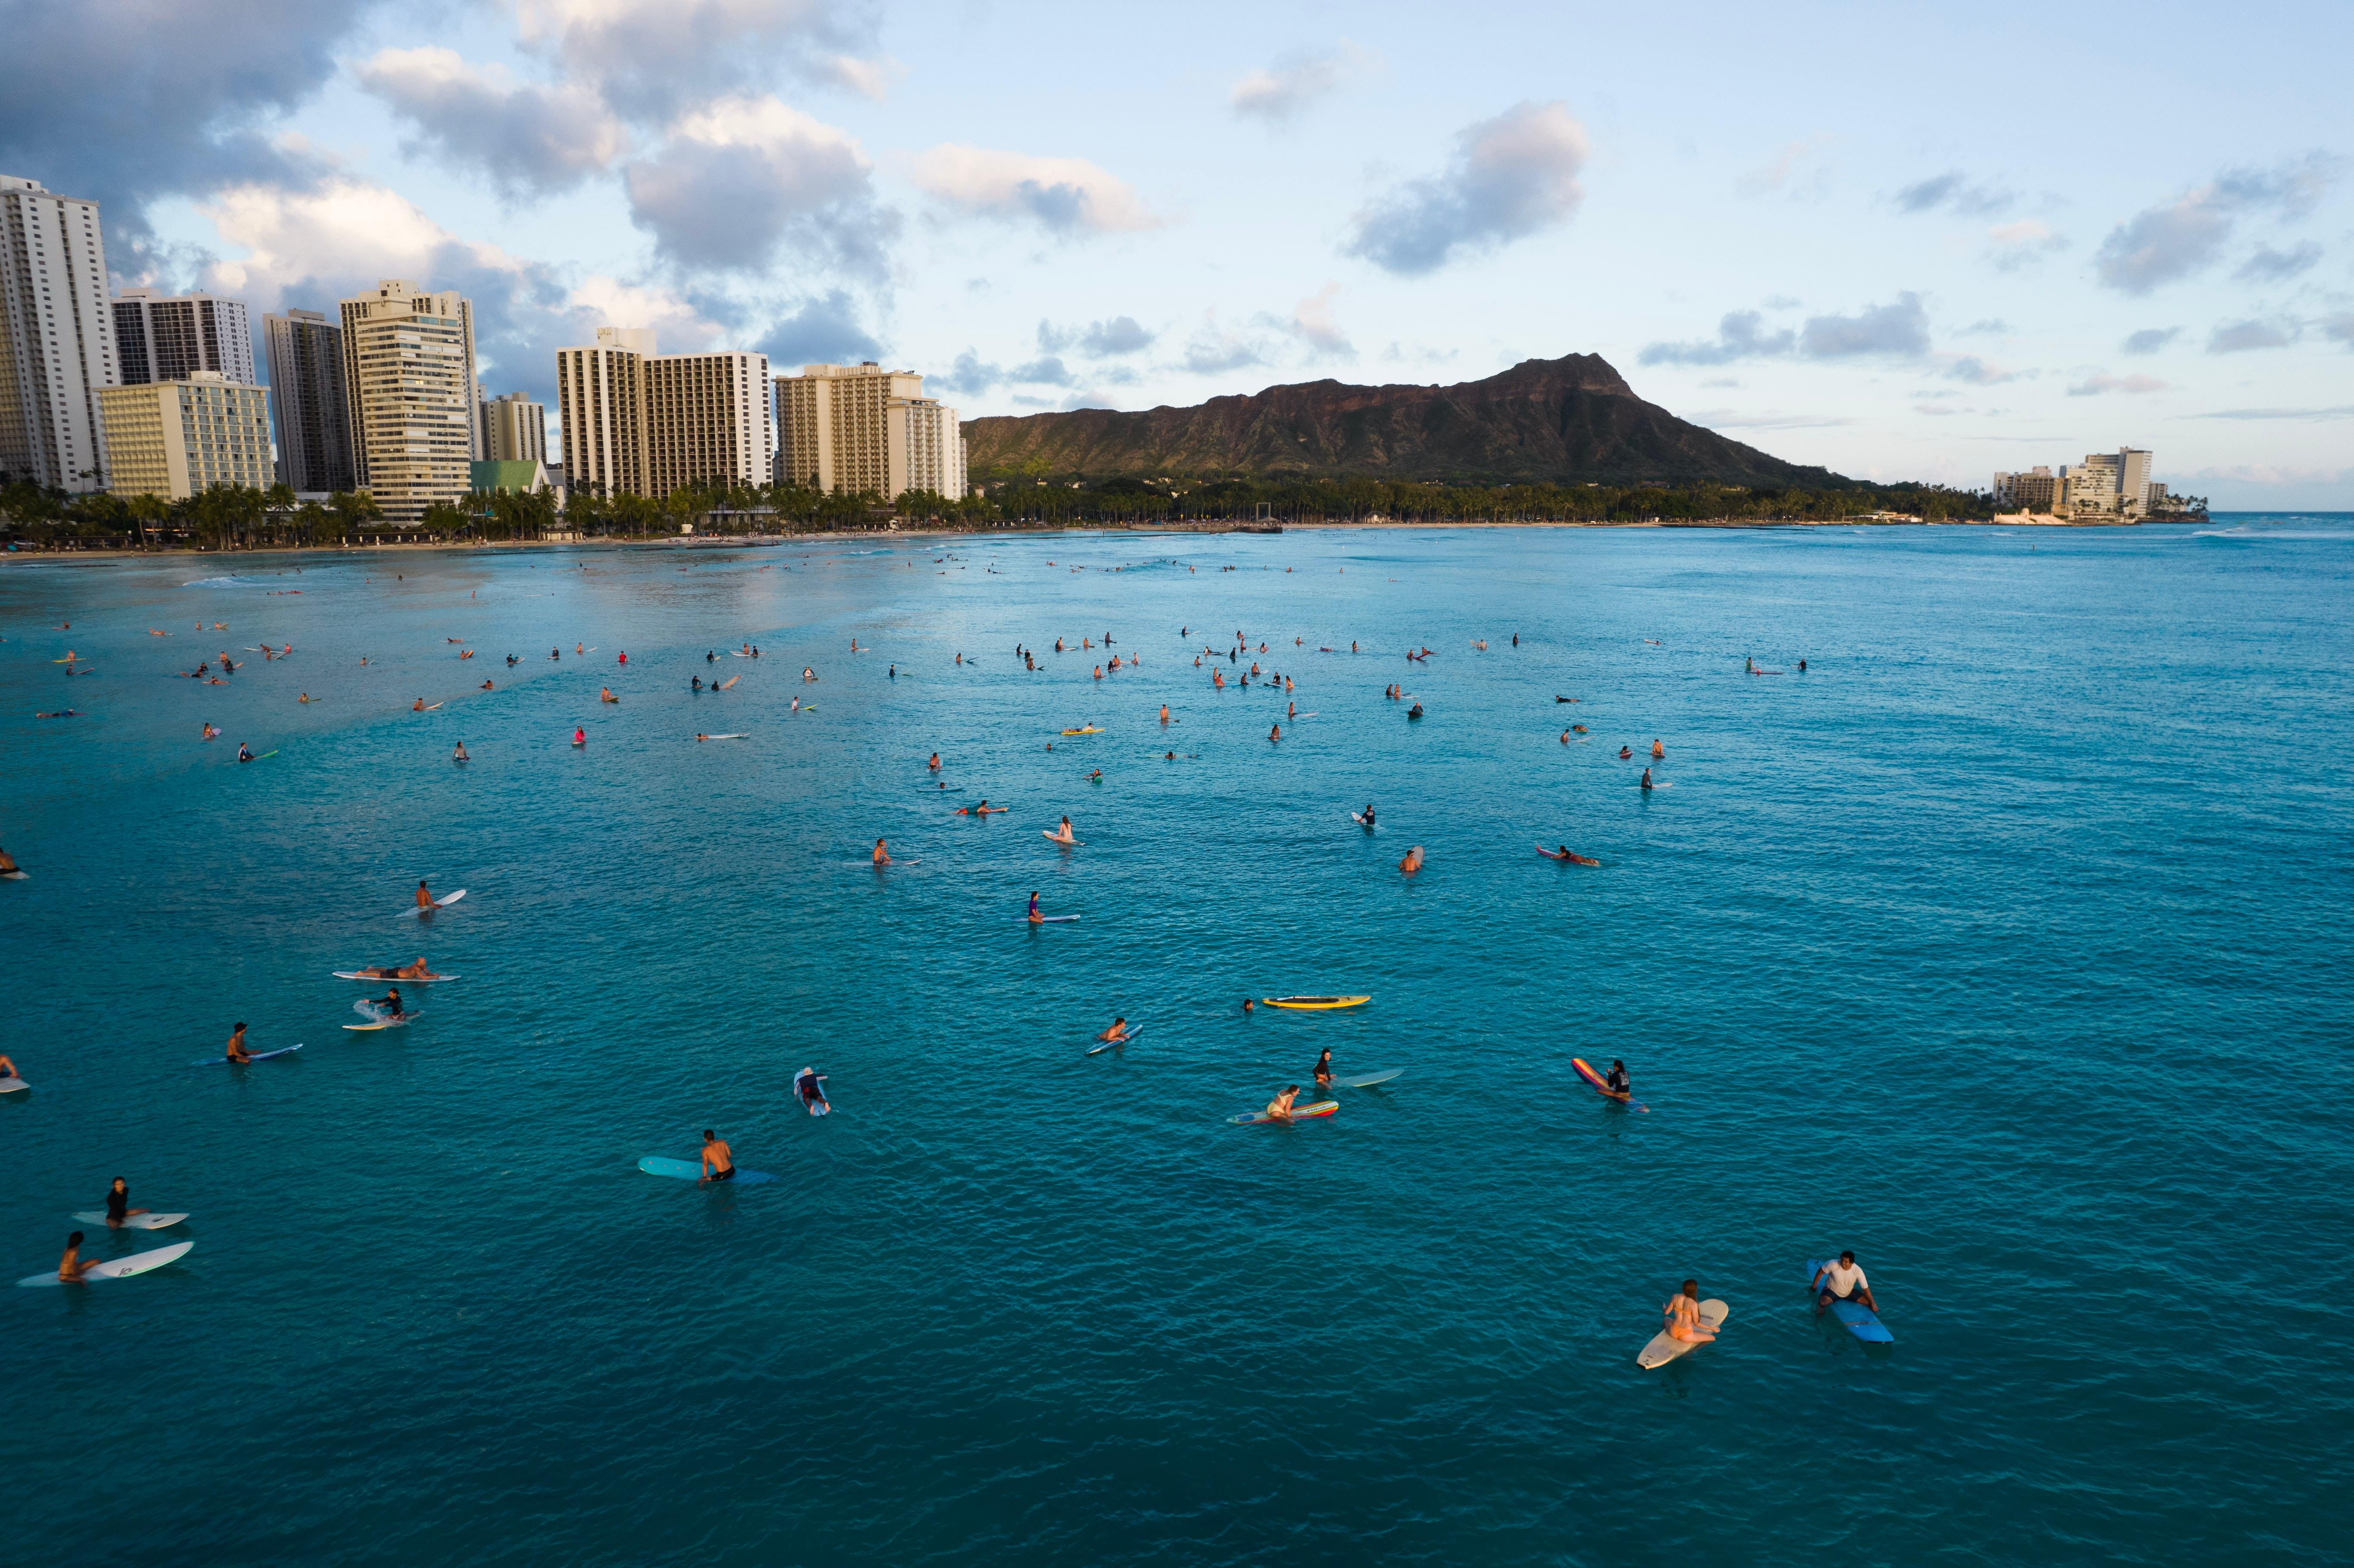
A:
[1812,1251,1877,1314]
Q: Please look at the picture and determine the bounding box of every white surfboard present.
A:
[400,889,465,918]
[1042,831,1084,845]
[345,1013,419,1031]
[72,1211,189,1231]
[20,1240,193,1287]
[1339,1069,1403,1088]
[1637,1298,1728,1369]
[333,972,459,982]
[0,1076,27,1093]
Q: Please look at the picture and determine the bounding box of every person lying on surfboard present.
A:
[795,1070,829,1113]
[960,800,1004,817]
[1096,1017,1131,1045]
[698,1130,736,1184]
[224,1023,253,1064]
[1812,1252,1877,1316]
[1313,1048,1333,1086]
[352,958,439,981]
[1665,1280,1716,1344]
[1265,1085,1302,1120]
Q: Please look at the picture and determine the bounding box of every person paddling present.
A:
[1812,1251,1878,1316]
[1096,1016,1131,1045]
[368,986,405,1021]
[102,1178,149,1228]
[698,1129,736,1184]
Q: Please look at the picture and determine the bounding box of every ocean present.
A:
[3,516,2348,1565]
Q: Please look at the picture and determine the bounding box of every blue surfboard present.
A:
[638,1156,775,1185]
[1806,1258,1894,1343]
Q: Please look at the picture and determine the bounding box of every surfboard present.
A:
[1024,915,1081,924]
[72,1211,188,1230]
[1571,1057,1647,1111]
[1087,1024,1145,1057]
[1637,1298,1728,1369]
[20,1241,194,1287]
[1263,996,1370,1010]
[1,870,27,880]
[700,733,748,740]
[638,1156,775,1184]
[793,1070,830,1117]
[1230,1100,1339,1124]
[400,890,466,918]
[1042,831,1084,845]
[344,1014,418,1031]
[1059,727,1104,735]
[1350,812,1376,828]
[1339,1069,1403,1088]
[334,972,458,982]
[195,1044,303,1065]
[0,1077,27,1092]
[1537,843,1600,865]
[1806,1259,1895,1343]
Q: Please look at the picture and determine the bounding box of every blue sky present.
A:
[10,0,2350,503]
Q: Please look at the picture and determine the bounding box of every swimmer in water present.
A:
[1242,998,1255,1014]
[453,742,469,762]
[1269,723,1281,741]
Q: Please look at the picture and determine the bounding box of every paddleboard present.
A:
[1024,915,1081,924]
[1230,1100,1339,1124]
[344,1013,419,1031]
[72,1211,188,1231]
[0,1077,26,1092]
[1806,1259,1895,1343]
[1042,831,1084,846]
[1537,843,1601,865]
[1571,1057,1647,1111]
[794,1070,830,1117]
[1636,1298,1728,1369]
[1339,1069,1403,1088]
[638,1156,775,1185]
[1087,1024,1145,1056]
[19,1240,193,1287]
[195,1044,303,1065]
[333,972,459,982]
[400,889,466,918]
[1263,995,1370,1010]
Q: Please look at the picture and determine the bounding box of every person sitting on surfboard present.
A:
[1606,1061,1630,1098]
[873,838,890,865]
[928,753,941,770]
[0,1052,19,1078]
[1313,1048,1333,1086]
[0,846,19,876]
[1050,816,1075,843]
[368,987,405,1021]
[1666,1280,1716,1344]
[1640,768,1654,791]
[1096,1017,1130,1045]
[57,1232,95,1283]
[1027,890,1043,924]
[453,743,469,762]
[1812,1252,1877,1316]
[1652,739,1666,759]
[416,880,436,910]
[1361,804,1376,827]
[237,743,254,763]
[1265,1085,1301,1120]
[224,1023,253,1064]
[103,1178,149,1228]
[1399,846,1424,874]
[573,728,585,746]
[698,1130,736,1184]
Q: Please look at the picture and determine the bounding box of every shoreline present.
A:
[0,513,2173,565]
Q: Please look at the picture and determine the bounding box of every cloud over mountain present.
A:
[1345,100,1588,276]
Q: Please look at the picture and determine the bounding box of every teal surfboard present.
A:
[638,1156,774,1185]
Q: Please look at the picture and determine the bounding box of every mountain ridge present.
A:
[959,354,1844,488]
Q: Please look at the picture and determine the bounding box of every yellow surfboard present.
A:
[1262,995,1370,1011]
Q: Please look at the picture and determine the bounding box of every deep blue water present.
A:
[3,517,2350,1565]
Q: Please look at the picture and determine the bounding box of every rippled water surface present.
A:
[3,520,2349,1565]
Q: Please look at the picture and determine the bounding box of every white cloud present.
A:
[2093,154,2338,295]
[822,54,904,103]
[910,145,1163,233]
[623,95,886,271]
[2067,373,2168,396]
[2207,317,2300,353]
[356,47,627,196]
[1345,100,1588,276]
[1291,282,1353,355]
[1985,219,2065,272]
[1229,42,1377,122]
[508,0,859,118]
[567,275,730,350]
[1183,313,1266,375]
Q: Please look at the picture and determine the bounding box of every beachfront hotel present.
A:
[1995,448,2164,519]
[338,280,480,526]
[96,370,272,500]
[0,174,119,493]
[775,361,967,501]
[554,329,772,501]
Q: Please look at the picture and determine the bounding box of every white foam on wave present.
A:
[181,575,250,587]
[2192,527,2354,541]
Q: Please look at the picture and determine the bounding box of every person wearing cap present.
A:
[1811,1251,1878,1315]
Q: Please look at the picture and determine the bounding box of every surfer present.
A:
[1159,705,1170,725]
[1665,1280,1716,1344]
[927,753,942,771]
[803,667,816,681]
[1652,739,1665,759]
[1050,815,1077,843]
[368,986,406,1020]
[415,880,436,910]
[1407,703,1423,719]
[872,838,891,865]
[697,1129,736,1184]
[1606,1060,1631,1098]
[692,676,703,691]
[0,847,17,877]
[413,698,426,712]
[1619,745,1633,759]
[1265,1085,1301,1120]
[1361,804,1376,827]
[202,724,218,740]
[1096,1017,1131,1045]
[1640,768,1654,792]
[1797,659,1807,672]
[573,727,586,746]
[102,1178,149,1228]
[56,1232,95,1283]
[224,1023,253,1064]
[452,742,469,762]
[794,1069,830,1114]
[1811,1252,1877,1316]
[1269,723,1281,742]
[1400,846,1424,874]
[1313,1048,1333,1086]
[600,687,617,703]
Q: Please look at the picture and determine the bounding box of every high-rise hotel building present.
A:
[776,361,965,500]
[97,370,272,500]
[555,328,772,500]
[0,174,119,492]
[262,308,355,494]
[113,289,254,387]
[339,279,477,525]
[477,390,547,466]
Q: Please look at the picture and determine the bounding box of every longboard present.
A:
[1024,915,1081,924]
[1231,1100,1339,1125]
[400,890,466,918]
[20,1240,193,1287]
[0,1077,27,1093]
[1087,1024,1145,1057]
[72,1211,188,1231]
[1637,1298,1728,1369]
[1338,1069,1403,1088]
[334,972,459,982]
[638,1156,775,1185]
[1572,1057,1647,1112]
[1537,843,1601,865]
[1042,831,1084,845]
[345,1014,419,1031]
[1263,996,1369,1010]
[195,1044,303,1065]
[1806,1259,1895,1343]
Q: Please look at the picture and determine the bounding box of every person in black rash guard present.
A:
[1313,1048,1334,1087]
[1362,804,1376,827]
[104,1177,149,1226]
[370,986,404,1021]
[1606,1060,1631,1098]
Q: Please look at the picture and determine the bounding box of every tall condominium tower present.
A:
[477,390,548,466]
[338,279,477,524]
[0,174,120,492]
[556,329,773,501]
[776,362,965,500]
[113,289,255,386]
[261,308,355,493]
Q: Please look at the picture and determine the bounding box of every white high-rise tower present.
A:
[0,175,120,492]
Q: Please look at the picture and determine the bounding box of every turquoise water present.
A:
[3,518,2349,1565]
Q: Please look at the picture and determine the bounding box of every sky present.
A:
[6,0,2350,505]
